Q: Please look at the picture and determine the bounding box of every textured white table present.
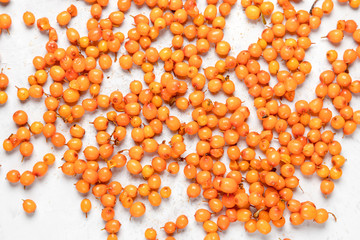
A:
[0,0,360,239]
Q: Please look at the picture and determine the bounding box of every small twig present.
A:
[329,212,337,222]
[261,13,267,25]
[310,0,319,14]
[253,207,266,218]
[298,184,304,193]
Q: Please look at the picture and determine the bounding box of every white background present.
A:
[0,0,360,239]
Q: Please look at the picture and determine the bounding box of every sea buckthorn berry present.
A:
[0,91,8,104]
[12,110,28,126]
[245,6,261,20]
[67,4,77,17]
[0,13,11,29]
[105,219,121,234]
[33,162,48,177]
[145,228,157,240]
[20,171,35,186]
[57,11,71,26]
[6,170,20,183]
[321,179,334,195]
[175,215,188,229]
[23,12,35,26]
[314,208,329,224]
[130,202,146,217]
[23,199,37,213]
[81,199,92,217]
[37,17,50,31]
[257,219,271,234]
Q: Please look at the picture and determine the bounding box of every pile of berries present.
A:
[1,0,360,239]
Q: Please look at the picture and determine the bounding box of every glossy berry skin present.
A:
[23,199,36,213]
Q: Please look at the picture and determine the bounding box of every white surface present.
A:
[0,0,360,239]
